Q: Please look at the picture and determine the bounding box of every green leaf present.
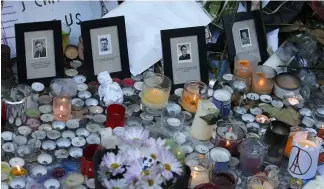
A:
[200,113,219,125]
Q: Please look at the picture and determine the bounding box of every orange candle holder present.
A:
[10,166,28,178]
[284,127,305,158]
[251,66,276,95]
[180,81,207,113]
[53,96,72,121]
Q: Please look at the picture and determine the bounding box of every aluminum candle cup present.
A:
[274,73,301,99]
[263,121,290,165]
[212,89,232,118]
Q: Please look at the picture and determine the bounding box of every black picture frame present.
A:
[81,16,130,81]
[15,20,64,85]
[161,26,208,91]
[222,10,268,72]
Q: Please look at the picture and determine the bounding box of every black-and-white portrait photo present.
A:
[177,43,192,63]
[33,38,47,59]
[239,28,252,47]
[98,34,112,55]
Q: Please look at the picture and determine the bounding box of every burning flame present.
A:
[225,140,231,148]
[305,145,309,148]
[256,72,265,86]
[59,106,64,111]
[194,167,199,171]
[16,166,21,172]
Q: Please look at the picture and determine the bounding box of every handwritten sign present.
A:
[1,1,118,58]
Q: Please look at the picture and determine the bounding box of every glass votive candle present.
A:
[52,96,72,121]
[161,108,185,132]
[209,169,238,189]
[247,175,275,189]
[180,81,207,113]
[9,178,26,189]
[238,138,268,176]
[141,73,171,116]
[51,167,66,180]
[214,123,245,157]
[263,121,290,165]
[265,164,280,187]
[282,93,305,109]
[105,104,125,129]
[252,66,276,95]
[185,153,210,188]
[30,165,47,180]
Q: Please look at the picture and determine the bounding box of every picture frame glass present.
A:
[90,26,121,75]
[232,19,261,62]
[24,30,56,79]
[170,36,201,85]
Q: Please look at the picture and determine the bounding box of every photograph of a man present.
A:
[98,34,112,55]
[33,39,47,59]
[177,43,192,63]
[239,28,252,47]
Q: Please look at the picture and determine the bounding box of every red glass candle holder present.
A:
[80,144,103,178]
[122,78,135,87]
[112,78,122,85]
[214,123,245,157]
[105,104,125,129]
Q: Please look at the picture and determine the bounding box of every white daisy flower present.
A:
[123,127,149,146]
[103,178,128,189]
[140,174,164,189]
[100,152,125,176]
[157,149,182,180]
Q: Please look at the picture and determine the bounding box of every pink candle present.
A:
[53,97,71,121]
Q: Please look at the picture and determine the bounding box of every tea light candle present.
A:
[287,97,299,105]
[9,157,25,167]
[173,132,186,145]
[72,98,84,111]
[31,165,47,178]
[256,115,270,124]
[260,95,272,103]
[9,178,26,189]
[194,144,209,154]
[134,81,143,92]
[69,147,83,158]
[122,87,135,96]
[71,137,86,147]
[38,95,53,105]
[167,118,181,127]
[77,83,88,92]
[271,100,283,108]
[78,91,91,100]
[85,98,99,107]
[52,121,66,130]
[86,133,101,144]
[233,106,247,118]
[10,166,27,178]
[242,113,255,123]
[65,172,85,187]
[89,106,103,114]
[51,167,65,179]
[44,178,60,189]
[209,147,231,172]
[37,153,53,165]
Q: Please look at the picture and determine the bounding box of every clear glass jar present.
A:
[247,175,275,189]
[185,153,210,188]
[141,73,171,116]
[180,81,208,113]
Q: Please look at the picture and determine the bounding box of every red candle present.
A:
[105,104,125,129]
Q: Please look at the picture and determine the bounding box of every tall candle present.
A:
[288,132,323,179]
[191,100,218,141]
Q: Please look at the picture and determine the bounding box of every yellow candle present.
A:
[141,88,169,109]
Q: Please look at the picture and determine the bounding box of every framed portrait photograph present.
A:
[15,20,64,85]
[161,26,208,90]
[81,16,130,81]
[222,10,268,71]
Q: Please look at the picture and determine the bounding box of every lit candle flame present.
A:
[287,97,299,105]
[256,72,266,87]
[225,140,231,148]
[59,105,64,111]
[16,166,21,172]
[194,167,199,171]
[305,145,309,148]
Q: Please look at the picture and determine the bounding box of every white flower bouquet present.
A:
[97,127,183,189]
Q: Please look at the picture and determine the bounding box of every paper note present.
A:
[104,0,212,75]
[1,1,25,58]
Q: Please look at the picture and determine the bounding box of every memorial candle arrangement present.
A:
[181,81,207,113]
[288,131,323,179]
[252,66,276,94]
[233,53,258,90]
[214,123,245,157]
